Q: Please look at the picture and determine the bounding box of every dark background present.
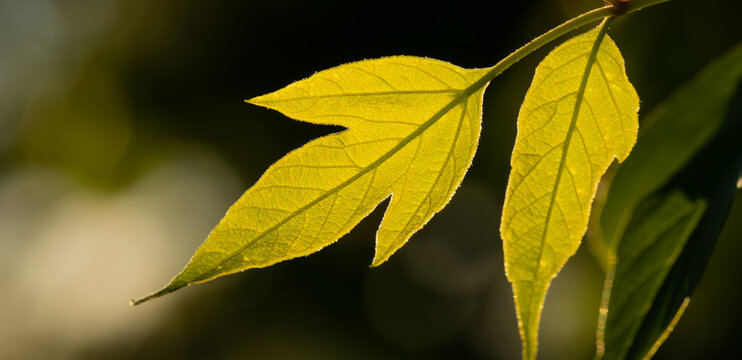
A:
[0,0,740,359]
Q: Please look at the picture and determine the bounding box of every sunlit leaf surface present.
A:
[134,56,490,304]
[500,24,639,359]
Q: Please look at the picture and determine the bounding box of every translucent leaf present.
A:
[133,56,490,304]
[500,24,639,359]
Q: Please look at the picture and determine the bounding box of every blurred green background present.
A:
[0,0,739,359]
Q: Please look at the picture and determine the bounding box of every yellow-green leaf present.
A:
[500,23,639,359]
[133,56,490,305]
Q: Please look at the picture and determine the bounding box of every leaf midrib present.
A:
[253,89,462,104]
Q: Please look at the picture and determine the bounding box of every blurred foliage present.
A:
[0,0,740,359]
[600,46,742,359]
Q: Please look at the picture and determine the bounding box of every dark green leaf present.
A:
[620,83,742,359]
[599,44,742,359]
[600,192,705,360]
[600,44,742,248]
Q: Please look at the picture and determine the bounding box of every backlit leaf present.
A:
[133,56,491,305]
[500,23,639,359]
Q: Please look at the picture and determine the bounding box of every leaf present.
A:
[600,43,742,249]
[599,46,742,359]
[500,23,639,359]
[599,191,706,360]
[133,56,491,305]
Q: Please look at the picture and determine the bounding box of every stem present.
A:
[479,6,611,85]
[477,0,670,86]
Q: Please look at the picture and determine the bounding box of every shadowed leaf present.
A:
[600,44,742,359]
[600,44,742,249]
[599,192,705,360]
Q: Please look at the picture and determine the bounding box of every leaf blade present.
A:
[501,22,639,359]
[133,56,490,304]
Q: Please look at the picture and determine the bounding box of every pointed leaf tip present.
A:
[131,280,188,306]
